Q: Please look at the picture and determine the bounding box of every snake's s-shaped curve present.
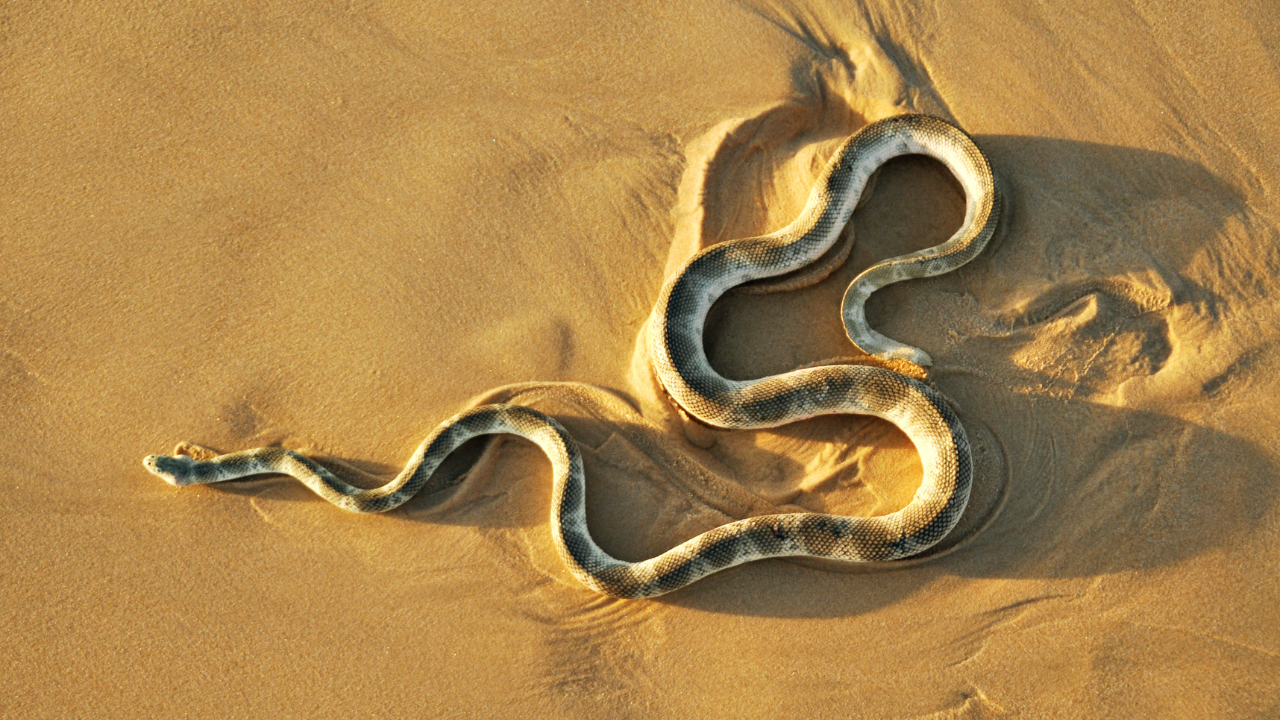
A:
[143,114,999,599]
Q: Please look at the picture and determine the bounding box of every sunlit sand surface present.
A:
[2,1,1277,715]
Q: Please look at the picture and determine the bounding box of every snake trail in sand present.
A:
[144,114,1001,599]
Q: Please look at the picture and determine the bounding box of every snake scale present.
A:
[144,114,1000,599]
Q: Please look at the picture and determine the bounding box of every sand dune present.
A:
[2,0,1278,716]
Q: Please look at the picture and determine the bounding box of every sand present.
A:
[3,0,1278,716]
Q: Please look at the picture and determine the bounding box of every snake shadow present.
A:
[649,132,1270,618]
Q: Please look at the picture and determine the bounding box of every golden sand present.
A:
[2,1,1277,716]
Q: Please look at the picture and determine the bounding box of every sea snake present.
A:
[144,114,1001,599]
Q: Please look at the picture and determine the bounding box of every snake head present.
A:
[142,454,200,486]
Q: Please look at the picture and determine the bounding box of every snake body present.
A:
[144,114,1000,599]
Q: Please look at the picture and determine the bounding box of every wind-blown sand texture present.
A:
[2,1,1278,716]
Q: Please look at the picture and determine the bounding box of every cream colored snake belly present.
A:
[143,114,1000,599]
